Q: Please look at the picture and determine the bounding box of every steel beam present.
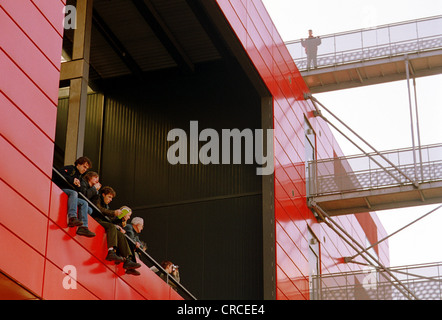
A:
[64,0,93,165]
[131,0,194,74]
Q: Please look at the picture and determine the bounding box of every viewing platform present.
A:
[286,15,442,93]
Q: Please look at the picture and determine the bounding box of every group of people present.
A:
[54,156,144,275]
[54,156,180,284]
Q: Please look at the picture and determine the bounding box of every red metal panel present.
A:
[0,0,63,73]
[114,277,145,300]
[0,225,45,298]
[0,7,61,102]
[169,287,184,300]
[42,260,100,300]
[49,182,69,228]
[0,135,51,214]
[0,180,48,255]
[0,92,54,177]
[120,264,173,300]
[276,265,306,300]
[46,221,118,300]
[30,0,66,37]
[0,49,57,139]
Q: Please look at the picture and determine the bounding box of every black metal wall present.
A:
[55,62,264,299]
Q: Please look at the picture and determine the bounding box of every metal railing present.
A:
[308,144,442,197]
[316,262,442,300]
[52,168,197,300]
[286,15,442,70]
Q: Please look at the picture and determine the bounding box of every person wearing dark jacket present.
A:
[301,29,321,70]
[91,186,141,275]
[124,217,144,248]
[80,171,101,201]
[56,156,95,237]
[124,217,145,263]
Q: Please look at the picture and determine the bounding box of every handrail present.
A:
[51,168,197,300]
[313,143,442,164]
[308,157,442,197]
[293,36,442,70]
[317,261,442,300]
[285,15,442,45]
[286,15,442,70]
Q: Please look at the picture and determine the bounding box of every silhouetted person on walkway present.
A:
[301,29,321,70]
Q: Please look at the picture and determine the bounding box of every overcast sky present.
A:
[262,0,442,267]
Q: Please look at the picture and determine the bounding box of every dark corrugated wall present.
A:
[54,93,104,171]
[55,62,264,299]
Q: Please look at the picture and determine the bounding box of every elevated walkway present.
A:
[308,144,442,216]
[286,15,442,93]
[305,92,442,217]
[316,261,442,300]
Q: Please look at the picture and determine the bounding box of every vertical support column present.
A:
[64,0,93,165]
[261,96,276,300]
[405,56,419,182]
[413,77,424,180]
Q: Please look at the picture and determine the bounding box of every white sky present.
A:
[262,0,442,267]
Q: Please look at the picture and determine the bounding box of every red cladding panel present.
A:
[0,0,63,72]
[169,287,184,300]
[119,264,173,300]
[0,180,48,255]
[42,261,100,300]
[49,182,69,228]
[114,277,145,300]
[0,92,54,177]
[0,7,61,102]
[0,136,52,214]
[0,49,57,140]
[0,225,45,297]
[30,0,66,38]
[46,221,118,300]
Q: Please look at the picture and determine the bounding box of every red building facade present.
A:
[0,0,388,300]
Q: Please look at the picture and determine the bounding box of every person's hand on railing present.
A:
[73,177,81,187]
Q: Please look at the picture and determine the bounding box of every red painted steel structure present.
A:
[0,0,388,300]
[216,0,389,300]
[0,0,181,300]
